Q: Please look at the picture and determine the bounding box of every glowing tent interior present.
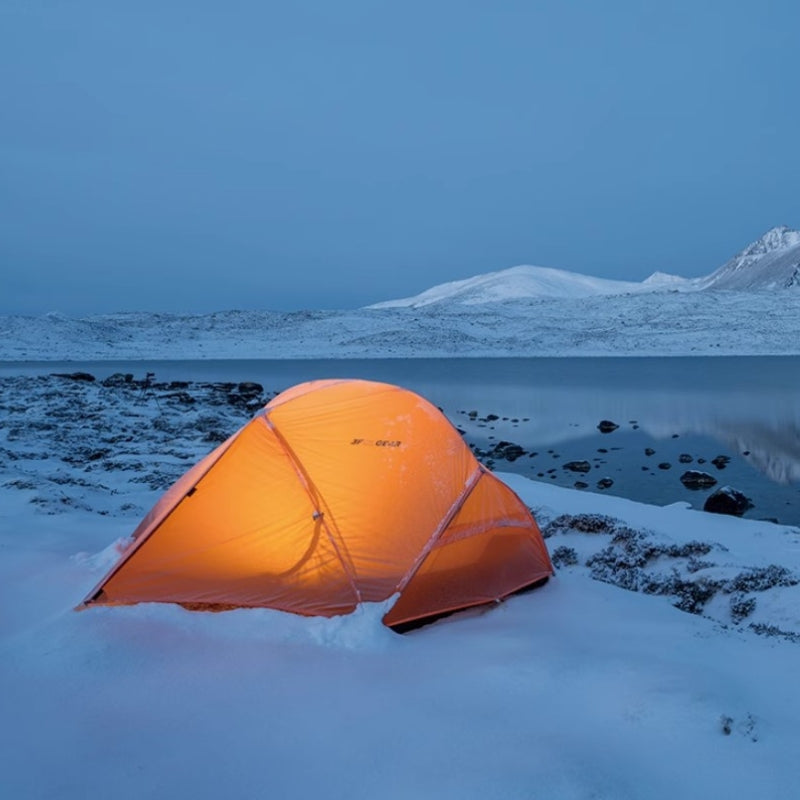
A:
[80,379,553,629]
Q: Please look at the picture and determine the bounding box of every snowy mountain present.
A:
[370,226,800,308]
[368,264,660,308]
[698,226,800,291]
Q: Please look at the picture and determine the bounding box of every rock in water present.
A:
[703,486,754,517]
[597,420,619,433]
[680,470,718,489]
[563,460,592,473]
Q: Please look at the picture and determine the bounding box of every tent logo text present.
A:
[350,438,402,447]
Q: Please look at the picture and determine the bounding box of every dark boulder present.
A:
[679,454,693,464]
[658,462,672,470]
[489,441,527,462]
[597,478,614,490]
[563,460,592,474]
[680,470,718,490]
[644,447,655,456]
[237,381,264,396]
[51,372,95,382]
[711,455,731,470]
[703,487,754,517]
[597,420,619,433]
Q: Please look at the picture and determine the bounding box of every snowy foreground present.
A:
[3,288,800,360]
[2,376,800,798]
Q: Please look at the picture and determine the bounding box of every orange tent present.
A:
[80,379,552,629]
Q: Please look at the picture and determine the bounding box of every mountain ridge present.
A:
[369,226,800,308]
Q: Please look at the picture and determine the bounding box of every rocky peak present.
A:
[740,226,800,258]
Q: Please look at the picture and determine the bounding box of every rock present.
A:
[485,413,499,422]
[658,462,672,470]
[237,381,263,395]
[574,481,589,489]
[597,420,619,433]
[101,373,134,387]
[644,448,655,456]
[165,391,195,405]
[597,478,614,490]
[703,486,754,517]
[563,460,592,473]
[712,455,731,470]
[680,470,718,489]
[51,372,95,382]
[678,454,693,464]
[550,546,579,568]
[488,441,526,462]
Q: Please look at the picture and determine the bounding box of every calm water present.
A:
[3,357,800,525]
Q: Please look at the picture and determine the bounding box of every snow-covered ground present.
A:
[2,374,800,798]
[3,288,800,360]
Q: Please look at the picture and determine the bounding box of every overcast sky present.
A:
[1,1,798,315]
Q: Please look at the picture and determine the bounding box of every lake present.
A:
[3,356,799,526]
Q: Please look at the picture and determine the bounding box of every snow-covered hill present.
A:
[698,226,800,291]
[370,226,799,308]
[368,264,662,308]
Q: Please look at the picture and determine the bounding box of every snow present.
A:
[3,288,800,360]
[3,226,799,360]
[368,264,658,307]
[2,372,800,799]
[698,226,800,291]
[370,225,800,308]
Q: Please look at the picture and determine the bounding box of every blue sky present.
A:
[1,1,798,315]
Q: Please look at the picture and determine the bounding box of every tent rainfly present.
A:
[80,379,553,629]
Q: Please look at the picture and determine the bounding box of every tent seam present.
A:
[260,413,363,605]
[394,465,485,596]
